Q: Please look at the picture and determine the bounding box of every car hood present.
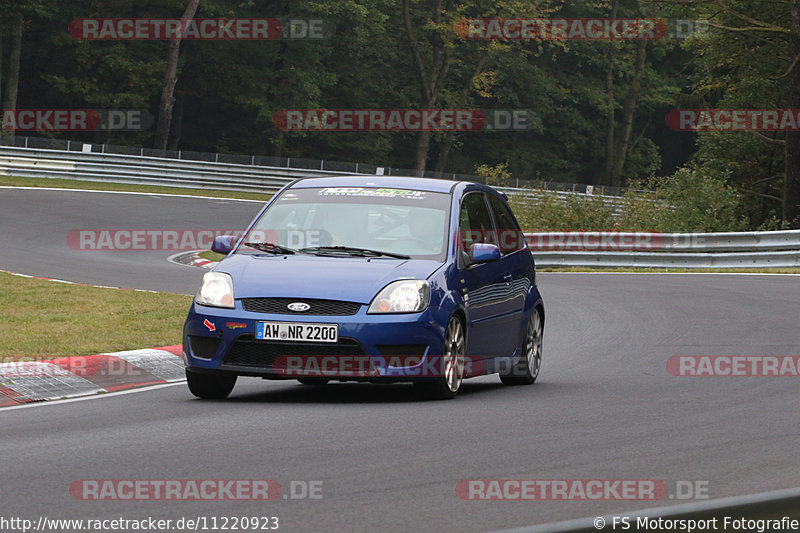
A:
[216,253,444,303]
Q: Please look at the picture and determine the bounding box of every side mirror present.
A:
[470,243,501,263]
[211,235,236,255]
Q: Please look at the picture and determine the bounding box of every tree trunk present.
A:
[0,35,4,114]
[611,39,648,187]
[2,12,23,142]
[602,0,620,186]
[785,0,800,226]
[414,130,432,174]
[167,98,184,151]
[402,0,450,173]
[153,0,199,153]
[434,132,455,173]
[272,131,284,158]
[434,55,487,173]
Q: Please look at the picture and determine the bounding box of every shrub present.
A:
[505,168,745,233]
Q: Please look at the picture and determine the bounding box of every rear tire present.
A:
[186,369,237,399]
[414,316,465,400]
[500,308,542,385]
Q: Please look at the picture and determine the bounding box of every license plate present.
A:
[255,321,338,343]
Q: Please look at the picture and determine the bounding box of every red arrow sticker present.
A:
[203,319,216,332]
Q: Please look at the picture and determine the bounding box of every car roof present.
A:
[289,175,463,194]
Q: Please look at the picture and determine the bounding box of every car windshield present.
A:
[237,186,451,260]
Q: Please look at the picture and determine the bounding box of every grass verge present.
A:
[0,175,272,202]
[0,271,192,360]
[198,250,226,262]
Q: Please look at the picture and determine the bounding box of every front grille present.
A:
[223,334,366,368]
[240,298,362,316]
[188,335,220,358]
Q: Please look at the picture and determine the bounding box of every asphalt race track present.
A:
[1,188,799,532]
[0,187,263,294]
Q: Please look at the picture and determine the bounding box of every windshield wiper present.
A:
[299,246,410,259]
[243,242,296,255]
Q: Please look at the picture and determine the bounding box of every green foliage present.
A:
[756,216,791,232]
[512,167,745,233]
[2,0,788,230]
[670,0,792,226]
[476,161,511,186]
[510,192,616,231]
[652,167,746,232]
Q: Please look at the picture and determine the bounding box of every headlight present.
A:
[368,280,430,314]
[195,272,234,308]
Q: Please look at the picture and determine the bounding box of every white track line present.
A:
[0,382,186,412]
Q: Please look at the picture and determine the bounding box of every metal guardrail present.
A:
[0,145,630,204]
[525,231,800,268]
[502,187,635,216]
[526,230,800,252]
[1,135,634,196]
[0,146,347,194]
[3,146,797,268]
[532,250,800,268]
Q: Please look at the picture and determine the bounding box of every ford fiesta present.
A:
[183,176,544,400]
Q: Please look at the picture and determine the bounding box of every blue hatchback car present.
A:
[183,176,544,399]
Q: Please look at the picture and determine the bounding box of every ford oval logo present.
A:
[288,302,311,312]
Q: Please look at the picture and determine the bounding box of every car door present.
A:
[486,192,531,352]
[458,192,517,358]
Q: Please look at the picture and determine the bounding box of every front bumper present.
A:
[183,301,451,381]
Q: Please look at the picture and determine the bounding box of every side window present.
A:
[459,193,496,250]
[487,194,526,253]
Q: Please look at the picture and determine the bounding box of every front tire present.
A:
[414,316,465,400]
[186,369,237,399]
[500,308,542,385]
[297,378,330,385]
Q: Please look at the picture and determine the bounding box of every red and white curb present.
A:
[0,345,184,407]
[0,269,159,292]
[167,250,217,269]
